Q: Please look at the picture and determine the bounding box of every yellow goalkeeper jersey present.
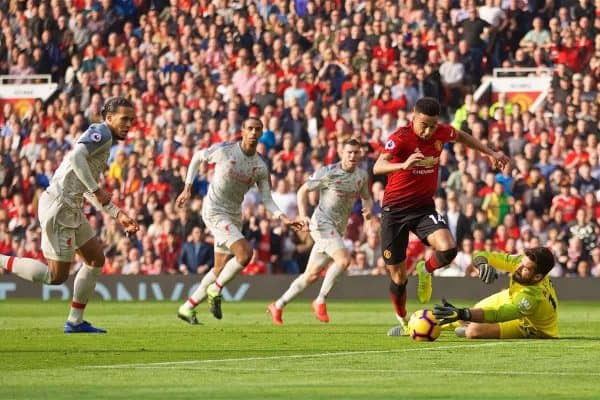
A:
[474,251,559,338]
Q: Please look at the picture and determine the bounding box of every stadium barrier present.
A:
[0,275,598,301]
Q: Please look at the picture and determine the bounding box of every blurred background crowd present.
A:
[0,0,599,279]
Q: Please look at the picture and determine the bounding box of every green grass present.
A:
[1,300,600,399]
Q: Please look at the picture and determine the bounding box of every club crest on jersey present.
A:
[91,132,102,142]
[383,249,392,259]
[518,298,531,312]
[384,140,395,150]
[434,140,443,151]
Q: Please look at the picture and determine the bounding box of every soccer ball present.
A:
[408,309,441,342]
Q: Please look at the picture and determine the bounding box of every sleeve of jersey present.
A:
[184,145,219,185]
[382,136,399,155]
[71,143,100,192]
[257,166,283,218]
[441,124,458,142]
[78,124,111,155]
[482,288,540,323]
[472,251,520,274]
[304,166,330,191]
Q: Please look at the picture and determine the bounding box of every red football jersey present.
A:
[382,123,457,210]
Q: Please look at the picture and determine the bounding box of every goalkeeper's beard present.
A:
[512,270,532,285]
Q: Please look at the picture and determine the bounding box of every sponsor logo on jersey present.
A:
[333,188,359,200]
[384,140,396,150]
[227,170,253,185]
[414,156,439,168]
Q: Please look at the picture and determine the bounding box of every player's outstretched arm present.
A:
[433,299,473,325]
[373,152,424,175]
[361,196,373,221]
[434,297,525,326]
[455,129,509,170]
[176,184,192,208]
[83,191,139,234]
[279,214,305,232]
[473,251,521,274]
[71,144,104,197]
[296,183,312,229]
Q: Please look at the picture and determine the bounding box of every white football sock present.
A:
[316,264,344,304]
[275,275,309,309]
[0,255,52,284]
[183,269,217,310]
[213,257,244,290]
[68,265,101,324]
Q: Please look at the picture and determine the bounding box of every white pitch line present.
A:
[86,342,527,369]
[124,367,600,377]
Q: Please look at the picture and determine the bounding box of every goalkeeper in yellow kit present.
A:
[433,247,558,339]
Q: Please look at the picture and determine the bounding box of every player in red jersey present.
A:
[373,97,509,336]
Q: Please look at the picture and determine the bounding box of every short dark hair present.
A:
[343,138,361,147]
[525,247,555,276]
[101,97,133,118]
[414,97,441,116]
[243,116,263,130]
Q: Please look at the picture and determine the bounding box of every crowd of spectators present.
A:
[0,0,599,279]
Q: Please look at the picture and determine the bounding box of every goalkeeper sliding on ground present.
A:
[433,247,559,339]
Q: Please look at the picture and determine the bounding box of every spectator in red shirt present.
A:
[370,87,408,116]
[550,178,583,223]
[372,35,397,70]
[144,170,172,207]
[555,30,586,72]
[564,136,590,170]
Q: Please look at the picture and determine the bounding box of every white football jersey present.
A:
[48,123,112,209]
[196,142,274,216]
[306,163,370,235]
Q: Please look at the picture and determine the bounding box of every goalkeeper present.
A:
[433,247,558,339]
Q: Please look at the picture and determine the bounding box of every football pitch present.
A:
[1,300,599,399]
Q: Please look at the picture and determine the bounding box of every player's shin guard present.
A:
[425,248,458,273]
[316,264,344,304]
[68,265,101,325]
[214,257,245,289]
[275,275,309,309]
[0,255,52,284]
[389,280,407,319]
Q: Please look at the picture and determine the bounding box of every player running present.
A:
[267,139,373,324]
[433,247,558,339]
[373,97,509,336]
[0,97,139,333]
[176,117,303,324]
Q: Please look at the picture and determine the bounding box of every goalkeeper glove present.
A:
[433,298,472,325]
[473,255,498,284]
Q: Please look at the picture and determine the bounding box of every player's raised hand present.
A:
[402,151,425,170]
[118,211,140,234]
[298,216,311,232]
[487,151,510,170]
[176,188,191,208]
[432,298,471,325]
[281,215,305,232]
[473,255,498,284]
